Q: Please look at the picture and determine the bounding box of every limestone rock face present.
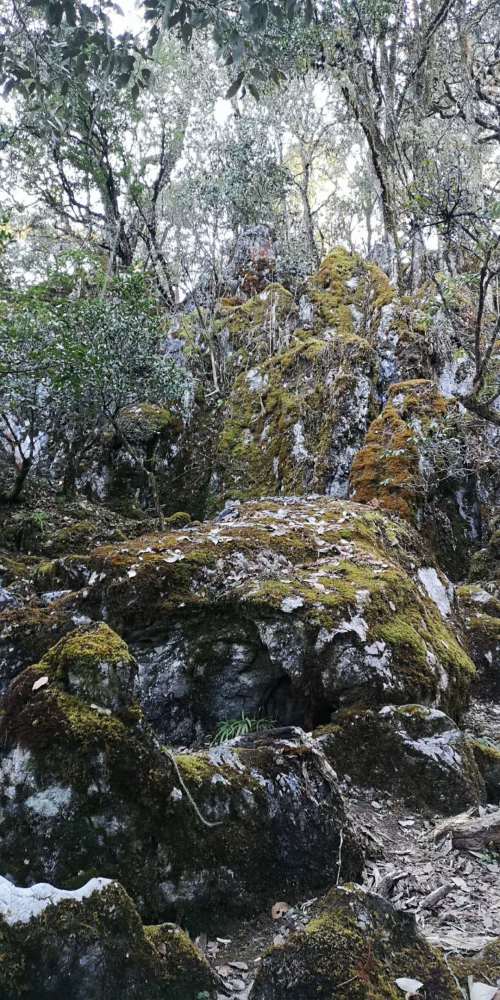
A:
[250,884,462,1000]
[0,875,220,999]
[212,249,393,506]
[349,379,485,577]
[0,498,475,739]
[216,330,378,504]
[0,631,362,927]
[317,704,485,813]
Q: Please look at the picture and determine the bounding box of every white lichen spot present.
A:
[25,786,72,819]
[281,595,305,613]
[246,368,268,392]
[291,421,309,462]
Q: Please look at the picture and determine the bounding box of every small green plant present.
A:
[30,511,49,530]
[210,712,275,746]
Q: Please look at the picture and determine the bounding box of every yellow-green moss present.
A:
[217,328,377,502]
[349,404,419,519]
[307,248,395,335]
[117,404,177,442]
[174,753,215,785]
[43,623,134,679]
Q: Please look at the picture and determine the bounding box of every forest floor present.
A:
[198,700,500,999]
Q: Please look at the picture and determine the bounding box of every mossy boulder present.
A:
[316,704,485,813]
[38,622,137,712]
[2,498,475,741]
[0,632,363,927]
[457,583,500,694]
[250,884,462,999]
[213,282,299,365]
[0,598,79,698]
[349,379,482,577]
[212,248,402,507]
[116,403,178,443]
[306,248,394,337]
[0,875,220,999]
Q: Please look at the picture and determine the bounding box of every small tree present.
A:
[0,273,189,511]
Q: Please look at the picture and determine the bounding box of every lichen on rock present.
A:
[349,379,483,577]
[1,497,475,740]
[316,703,485,813]
[0,631,363,927]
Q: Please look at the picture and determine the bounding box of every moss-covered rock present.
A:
[211,249,402,507]
[457,583,500,695]
[250,884,462,999]
[349,379,482,577]
[0,597,79,698]
[306,248,394,335]
[116,403,178,443]
[0,495,148,558]
[0,875,220,999]
[0,631,362,927]
[215,328,378,504]
[316,704,485,813]
[39,622,137,712]
[1,498,474,739]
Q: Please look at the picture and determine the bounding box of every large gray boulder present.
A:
[0,626,363,928]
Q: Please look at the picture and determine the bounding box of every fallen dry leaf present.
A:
[32,675,49,692]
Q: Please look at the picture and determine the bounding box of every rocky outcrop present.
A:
[0,626,362,927]
[0,875,220,999]
[0,498,475,740]
[317,704,485,813]
[216,329,378,503]
[250,884,462,999]
[212,249,392,505]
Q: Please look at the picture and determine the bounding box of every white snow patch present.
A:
[0,875,112,926]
